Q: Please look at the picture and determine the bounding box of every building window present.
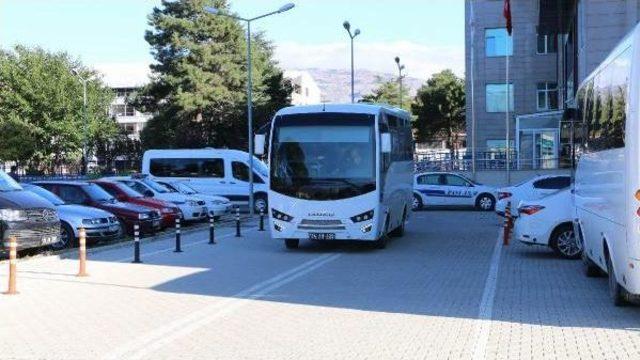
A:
[485,83,514,113]
[485,28,513,57]
[537,82,558,111]
[537,33,557,54]
[123,123,136,135]
[486,140,515,151]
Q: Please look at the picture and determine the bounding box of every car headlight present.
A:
[138,213,150,220]
[211,200,223,205]
[0,209,27,222]
[82,218,104,225]
[351,210,374,223]
[160,207,173,214]
[187,200,199,206]
[271,208,293,222]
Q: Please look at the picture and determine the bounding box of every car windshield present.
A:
[174,182,197,194]
[113,182,144,198]
[142,179,172,193]
[0,172,23,192]
[270,113,376,201]
[84,184,116,202]
[24,185,65,205]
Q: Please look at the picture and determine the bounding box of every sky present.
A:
[0,0,464,83]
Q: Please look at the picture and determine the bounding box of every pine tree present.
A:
[136,0,291,149]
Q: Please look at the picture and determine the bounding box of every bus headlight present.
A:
[272,209,293,222]
[351,210,374,223]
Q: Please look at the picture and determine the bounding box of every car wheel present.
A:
[254,194,268,214]
[412,194,423,211]
[606,251,628,306]
[285,239,299,249]
[550,224,581,260]
[389,208,406,238]
[52,222,77,250]
[476,194,495,211]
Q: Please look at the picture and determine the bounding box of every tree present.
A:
[0,45,117,173]
[360,76,410,110]
[412,70,465,152]
[136,0,291,150]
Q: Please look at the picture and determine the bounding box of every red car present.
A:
[92,180,181,229]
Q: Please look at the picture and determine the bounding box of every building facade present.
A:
[110,86,152,141]
[466,0,640,169]
[283,70,323,105]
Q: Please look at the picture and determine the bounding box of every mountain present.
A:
[294,68,424,104]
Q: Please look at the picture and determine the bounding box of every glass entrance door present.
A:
[534,131,558,169]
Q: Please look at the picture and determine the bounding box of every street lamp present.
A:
[394,57,405,108]
[205,3,295,215]
[343,21,361,103]
[71,69,89,175]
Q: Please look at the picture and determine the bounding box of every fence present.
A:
[415,150,565,172]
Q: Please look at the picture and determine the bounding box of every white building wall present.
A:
[284,70,322,105]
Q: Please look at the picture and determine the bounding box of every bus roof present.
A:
[275,103,411,119]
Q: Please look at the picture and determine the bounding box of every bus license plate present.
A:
[308,233,335,240]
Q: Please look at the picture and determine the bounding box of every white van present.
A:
[572,25,639,305]
[141,149,269,212]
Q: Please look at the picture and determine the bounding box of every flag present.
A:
[503,0,512,35]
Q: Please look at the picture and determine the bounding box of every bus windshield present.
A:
[270,113,376,200]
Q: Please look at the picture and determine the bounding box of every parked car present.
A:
[413,172,497,211]
[33,181,161,235]
[91,180,181,228]
[22,184,121,249]
[102,175,208,222]
[141,148,270,212]
[0,172,60,252]
[156,180,233,218]
[495,175,572,216]
[514,189,580,259]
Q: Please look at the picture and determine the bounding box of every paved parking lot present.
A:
[1,211,639,359]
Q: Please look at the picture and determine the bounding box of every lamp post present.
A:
[71,69,89,175]
[394,56,405,108]
[343,21,361,103]
[205,3,295,215]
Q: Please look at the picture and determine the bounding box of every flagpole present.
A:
[506,32,511,186]
[470,0,477,177]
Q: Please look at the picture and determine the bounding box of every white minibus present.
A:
[573,25,640,305]
[141,149,269,212]
[256,104,413,249]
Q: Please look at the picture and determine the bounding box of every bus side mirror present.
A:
[381,133,391,153]
[254,134,265,156]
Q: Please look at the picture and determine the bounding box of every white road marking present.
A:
[104,252,342,360]
[471,229,504,360]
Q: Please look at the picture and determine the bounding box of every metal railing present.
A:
[415,150,564,172]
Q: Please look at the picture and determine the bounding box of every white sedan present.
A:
[413,172,497,211]
[495,174,571,216]
[156,180,233,218]
[514,188,581,259]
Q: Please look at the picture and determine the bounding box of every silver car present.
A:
[22,184,122,249]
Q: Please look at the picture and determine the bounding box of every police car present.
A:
[413,172,497,211]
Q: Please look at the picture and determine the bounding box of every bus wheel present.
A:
[285,239,299,249]
[606,252,628,306]
[389,209,406,238]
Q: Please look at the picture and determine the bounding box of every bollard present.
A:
[503,201,512,246]
[258,208,265,231]
[4,237,17,295]
[77,227,88,277]
[208,215,216,244]
[132,223,142,263]
[174,218,183,253]
[235,206,241,237]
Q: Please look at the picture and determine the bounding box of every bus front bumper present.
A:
[270,219,382,242]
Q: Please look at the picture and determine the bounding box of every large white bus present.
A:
[573,25,639,305]
[255,104,413,249]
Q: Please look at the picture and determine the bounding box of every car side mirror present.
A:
[254,134,266,156]
[381,133,391,153]
[144,190,154,198]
